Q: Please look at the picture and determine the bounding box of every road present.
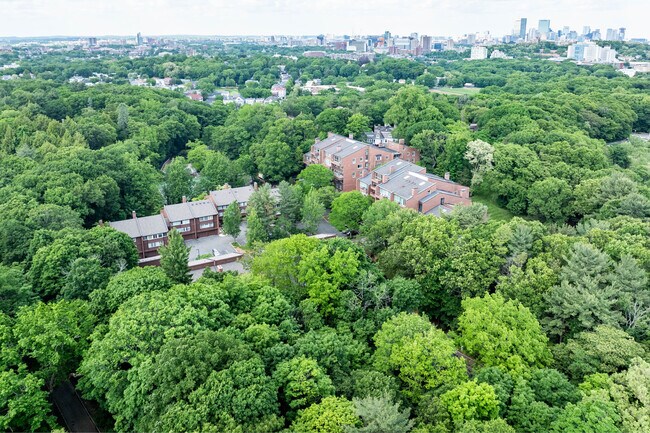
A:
[51,381,99,433]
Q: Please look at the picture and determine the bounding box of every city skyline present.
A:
[1,0,648,39]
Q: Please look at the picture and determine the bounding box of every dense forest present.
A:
[1,44,650,432]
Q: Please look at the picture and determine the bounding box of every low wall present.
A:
[139,252,243,270]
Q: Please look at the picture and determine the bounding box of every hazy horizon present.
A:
[1,0,648,39]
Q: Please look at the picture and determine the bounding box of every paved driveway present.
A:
[185,233,240,260]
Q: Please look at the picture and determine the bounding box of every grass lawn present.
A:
[431,87,481,96]
[472,193,514,222]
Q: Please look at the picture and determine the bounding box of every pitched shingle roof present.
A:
[109,214,168,238]
[210,186,256,207]
[163,200,217,222]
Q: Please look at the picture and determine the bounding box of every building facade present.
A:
[357,158,471,215]
[161,198,219,240]
[470,46,488,60]
[109,213,169,259]
[304,133,407,192]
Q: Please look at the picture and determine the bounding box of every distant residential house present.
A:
[186,91,203,101]
[109,213,169,259]
[271,84,286,98]
[161,198,219,240]
[357,158,471,215]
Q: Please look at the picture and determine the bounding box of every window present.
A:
[200,222,214,229]
[352,158,356,163]
[148,241,163,248]
[199,216,212,222]
[144,233,165,241]
[440,197,445,205]
[375,155,382,161]
[171,219,190,226]
[177,227,191,233]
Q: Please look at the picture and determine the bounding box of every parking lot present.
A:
[187,218,341,280]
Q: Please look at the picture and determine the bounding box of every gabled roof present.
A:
[108,219,140,238]
[187,200,218,218]
[109,214,168,238]
[136,214,169,236]
[163,200,217,222]
[210,185,256,207]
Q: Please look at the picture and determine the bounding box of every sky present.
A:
[1,0,648,39]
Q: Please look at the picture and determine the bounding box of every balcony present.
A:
[332,170,344,180]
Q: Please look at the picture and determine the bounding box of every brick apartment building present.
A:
[109,184,277,258]
[161,198,219,240]
[304,133,417,192]
[108,213,169,259]
[209,185,257,218]
[358,158,471,216]
[364,125,420,164]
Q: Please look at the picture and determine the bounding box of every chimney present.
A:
[382,174,389,184]
[411,187,418,197]
[399,138,405,145]
[389,165,396,174]
[182,195,187,203]
[349,133,354,139]
[328,132,334,137]
[132,211,137,219]
[253,182,258,191]
[444,172,450,180]
[336,145,342,152]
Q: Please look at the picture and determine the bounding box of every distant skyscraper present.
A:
[136,32,143,45]
[619,28,626,40]
[538,20,551,37]
[88,37,97,46]
[606,28,617,41]
[515,18,527,39]
[582,26,591,36]
[421,35,432,53]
